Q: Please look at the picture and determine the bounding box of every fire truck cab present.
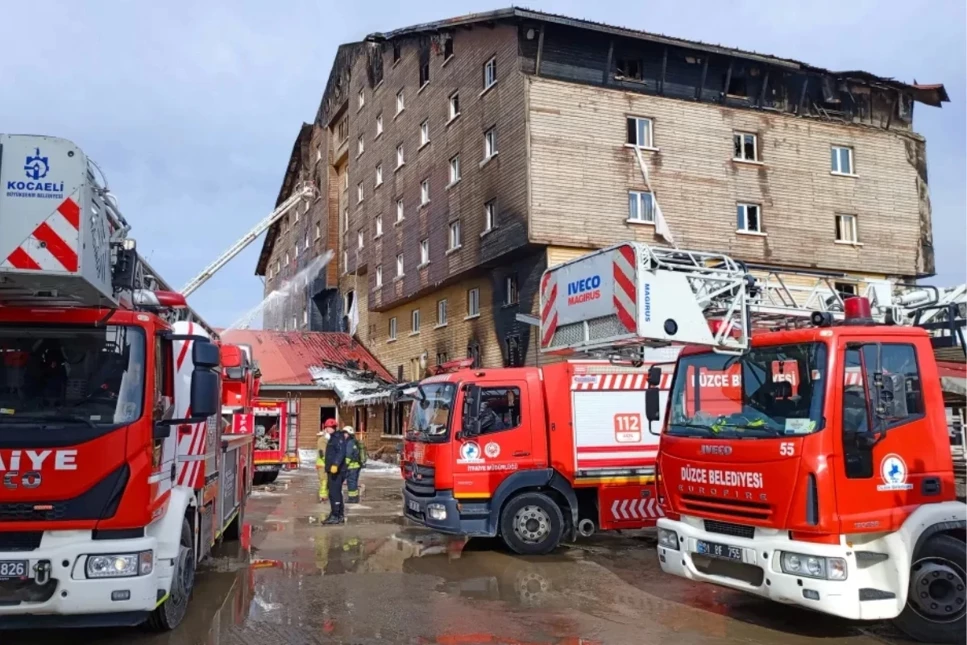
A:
[0,134,253,630]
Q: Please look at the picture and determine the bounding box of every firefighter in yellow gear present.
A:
[316,418,338,501]
[344,426,364,503]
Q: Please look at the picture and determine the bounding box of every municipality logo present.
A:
[458,441,483,463]
[24,148,50,180]
[876,453,913,492]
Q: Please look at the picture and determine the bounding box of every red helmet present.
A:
[323,418,338,429]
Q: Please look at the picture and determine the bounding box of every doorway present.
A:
[320,405,337,431]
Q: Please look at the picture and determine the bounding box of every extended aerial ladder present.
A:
[179,182,317,298]
[539,242,965,360]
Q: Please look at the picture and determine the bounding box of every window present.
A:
[358,231,364,249]
[358,88,365,109]
[292,315,298,330]
[376,265,382,287]
[396,144,405,168]
[396,199,404,222]
[478,387,522,434]
[357,134,364,156]
[375,163,383,187]
[505,334,522,367]
[304,232,309,250]
[831,146,854,175]
[342,207,349,232]
[275,259,280,274]
[314,223,321,240]
[736,203,762,233]
[436,351,450,366]
[505,274,519,306]
[376,113,383,137]
[842,343,924,478]
[467,287,480,317]
[483,57,497,89]
[834,281,857,298]
[467,340,481,368]
[342,250,347,271]
[733,132,758,162]
[396,89,405,115]
[484,200,496,231]
[357,182,364,203]
[411,309,421,333]
[626,117,654,148]
[420,179,430,205]
[420,119,429,146]
[448,92,460,120]
[437,299,448,326]
[294,242,300,258]
[393,43,401,63]
[375,214,383,237]
[449,155,461,184]
[420,238,429,265]
[342,173,349,190]
[419,59,430,87]
[284,251,290,265]
[449,220,462,249]
[484,127,497,158]
[388,317,397,340]
[616,58,642,80]
[628,191,655,223]
[396,253,404,277]
[444,36,453,60]
[836,213,859,243]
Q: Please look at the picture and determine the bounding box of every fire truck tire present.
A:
[893,534,966,644]
[499,492,564,556]
[145,519,194,632]
[263,471,279,484]
[252,472,267,486]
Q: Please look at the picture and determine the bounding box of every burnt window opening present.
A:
[505,334,522,368]
[726,73,748,97]
[436,351,449,366]
[419,44,430,87]
[616,58,642,81]
[393,42,401,64]
[444,36,453,60]
[467,340,482,368]
[504,274,519,306]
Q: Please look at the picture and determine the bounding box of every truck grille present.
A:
[0,532,43,552]
[704,520,755,540]
[404,463,435,497]
[0,503,68,522]
[680,494,772,522]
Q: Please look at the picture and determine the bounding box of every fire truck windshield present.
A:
[667,342,828,438]
[407,383,456,442]
[0,325,146,427]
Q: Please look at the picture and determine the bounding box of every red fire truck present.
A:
[250,398,298,484]
[0,134,253,630]
[538,242,966,643]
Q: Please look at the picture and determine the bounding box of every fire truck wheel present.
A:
[263,471,279,484]
[253,472,267,486]
[145,519,194,632]
[894,534,966,644]
[499,492,564,556]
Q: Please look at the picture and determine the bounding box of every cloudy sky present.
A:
[3,1,963,327]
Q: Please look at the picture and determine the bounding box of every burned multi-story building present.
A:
[255,8,947,383]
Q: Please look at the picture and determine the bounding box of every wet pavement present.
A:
[4,467,935,644]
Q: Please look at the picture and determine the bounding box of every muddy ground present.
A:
[6,468,934,644]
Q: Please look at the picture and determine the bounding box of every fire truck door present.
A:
[453,381,532,499]
[834,341,934,532]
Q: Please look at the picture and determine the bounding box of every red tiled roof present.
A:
[218,330,394,385]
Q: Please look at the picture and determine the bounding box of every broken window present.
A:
[393,42,401,64]
[505,334,522,367]
[419,58,430,87]
[733,132,758,162]
[436,351,449,366]
[505,274,519,306]
[736,203,762,233]
[444,36,453,60]
[626,116,653,148]
[467,340,482,368]
[616,58,642,81]
[726,73,748,97]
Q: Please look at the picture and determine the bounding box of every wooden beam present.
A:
[721,58,733,104]
[696,55,709,100]
[798,76,809,114]
[659,47,668,95]
[604,39,614,85]
[535,24,545,76]
[758,70,770,107]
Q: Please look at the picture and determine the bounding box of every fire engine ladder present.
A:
[179,182,317,298]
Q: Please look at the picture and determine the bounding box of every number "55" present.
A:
[780,442,795,456]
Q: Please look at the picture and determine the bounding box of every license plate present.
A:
[255,465,278,472]
[407,500,421,513]
[0,560,28,581]
[696,540,742,561]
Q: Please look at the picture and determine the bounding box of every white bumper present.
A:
[0,530,171,618]
[656,516,904,621]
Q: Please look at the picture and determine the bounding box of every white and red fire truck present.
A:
[0,134,254,630]
[539,242,966,643]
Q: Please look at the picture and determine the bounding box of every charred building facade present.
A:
[255,8,947,384]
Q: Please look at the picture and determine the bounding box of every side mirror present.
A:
[645,366,662,434]
[193,340,221,369]
[646,366,662,388]
[189,369,220,419]
[462,385,482,437]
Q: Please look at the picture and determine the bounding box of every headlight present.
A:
[779,551,847,580]
[657,528,679,551]
[86,551,154,579]
[427,504,447,521]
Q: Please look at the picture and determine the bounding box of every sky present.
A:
[2,1,964,327]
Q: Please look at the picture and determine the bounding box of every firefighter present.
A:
[316,419,338,502]
[344,426,366,504]
[322,424,352,524]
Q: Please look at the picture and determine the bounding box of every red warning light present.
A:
[843,296,872,321]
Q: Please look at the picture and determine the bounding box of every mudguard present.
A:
[489,469,580,540]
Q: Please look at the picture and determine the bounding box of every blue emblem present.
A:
[24,148,50,180]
